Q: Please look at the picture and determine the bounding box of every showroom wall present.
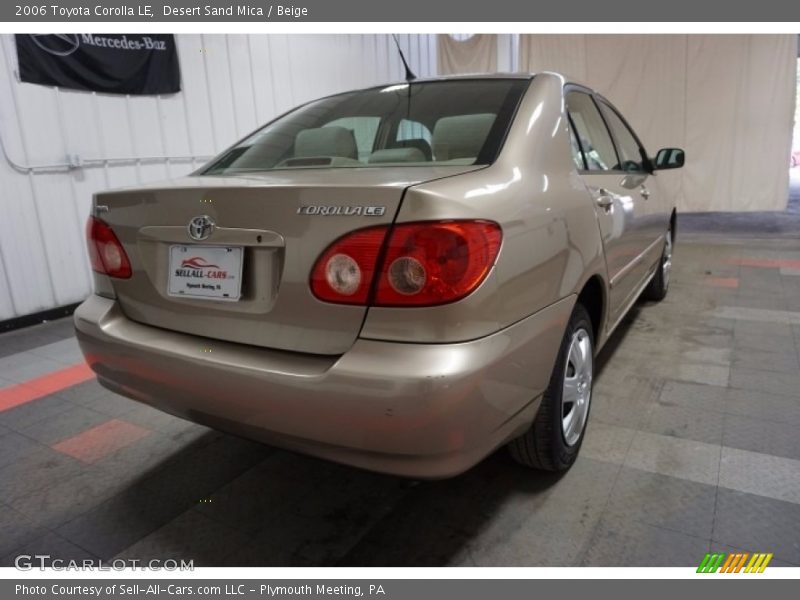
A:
[519,34,798,214]
[0,34,437,321]
[440,34,798,214]
[439,33,519,74]
[795,57,800,151]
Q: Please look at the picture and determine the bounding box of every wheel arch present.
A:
[670,208,677,241]
[575,274,607,346]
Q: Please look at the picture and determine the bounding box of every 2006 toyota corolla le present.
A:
[74,72,684,478]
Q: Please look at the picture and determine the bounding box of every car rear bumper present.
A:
[74,294,573,478]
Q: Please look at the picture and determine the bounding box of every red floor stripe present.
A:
[726,257,800,270]
[52,419,151,464]
[706,277,739,289]
[0,363,94,412]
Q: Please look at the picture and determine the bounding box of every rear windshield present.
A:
[202,79,529,174]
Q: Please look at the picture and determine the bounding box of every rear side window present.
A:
[597,102,646,172]
[566,91,618,171]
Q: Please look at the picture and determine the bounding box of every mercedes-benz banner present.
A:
[15,33,180,94]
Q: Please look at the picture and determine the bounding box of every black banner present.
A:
[15,34,181,95]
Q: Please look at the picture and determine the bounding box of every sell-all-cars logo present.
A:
[29,34,81,56]
[180,257,220,270]
[175,257,229,280]
[187,215,216,241]
[697,552,773,573]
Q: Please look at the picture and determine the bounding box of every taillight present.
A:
[310,226,388,304]
[86,216,132,279]
[310,220,501,307]
[375,221,502,306]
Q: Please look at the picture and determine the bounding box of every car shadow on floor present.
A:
[76,303,643,567]
[96,424,582,566]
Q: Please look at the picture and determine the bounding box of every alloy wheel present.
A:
[561,327,593,446]
[662,230,673,289]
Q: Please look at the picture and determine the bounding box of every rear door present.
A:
[565,89,651,324]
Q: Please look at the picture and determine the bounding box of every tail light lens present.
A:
[374,221,502,306]
[310,220,501,307]
[310,226,388,304]
[86,216,132,279]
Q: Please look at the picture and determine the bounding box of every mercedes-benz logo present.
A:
[29,34,80,57]
[187,215,216,241]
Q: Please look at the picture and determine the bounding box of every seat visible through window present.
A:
[432,113,496,162]
[294,126,358,160]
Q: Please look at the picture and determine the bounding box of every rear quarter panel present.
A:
[361,73,608,345]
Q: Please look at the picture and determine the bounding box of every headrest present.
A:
[295,126,358,159]
[395,138,433,161]
[368,148,427,164]
[432,114,496,161]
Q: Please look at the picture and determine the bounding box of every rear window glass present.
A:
[203,79,528,174]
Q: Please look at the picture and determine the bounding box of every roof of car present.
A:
[298,73,538,108]
[348,73,537,96]
[407,72,535,83]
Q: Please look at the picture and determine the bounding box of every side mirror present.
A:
[654,147,685,170]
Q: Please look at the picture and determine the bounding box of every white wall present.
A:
[0,34,438,321]
[794,58,800,151]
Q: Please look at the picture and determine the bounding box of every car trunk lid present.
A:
[95,166,481,355]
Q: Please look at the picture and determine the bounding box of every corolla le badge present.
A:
[187,215,216,241]
[297,205,386,217]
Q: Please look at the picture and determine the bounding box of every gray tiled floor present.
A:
[1,233,800,567]
[0,319,75,359]
[712,489,800,565]
[603,468,717,539]
[579,514,710,567]
[0,351,66,384]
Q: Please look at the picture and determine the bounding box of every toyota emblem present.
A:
[187,215,216,241]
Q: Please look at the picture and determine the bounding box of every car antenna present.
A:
[392,34,416,82]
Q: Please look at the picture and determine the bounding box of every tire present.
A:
[643,224,673,302]
[508,303,594,471]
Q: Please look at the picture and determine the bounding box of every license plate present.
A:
[167,245,243,301]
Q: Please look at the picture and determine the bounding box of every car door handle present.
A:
[640,187,651,199]
[595,189,614,209]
